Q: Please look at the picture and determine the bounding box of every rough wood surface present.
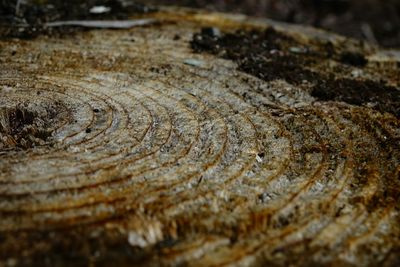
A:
[0,7,399,267]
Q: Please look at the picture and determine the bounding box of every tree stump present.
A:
[0,7,399,267]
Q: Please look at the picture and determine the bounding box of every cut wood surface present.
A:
[0,7,399,267]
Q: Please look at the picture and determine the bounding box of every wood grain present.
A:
[0,8,399,267]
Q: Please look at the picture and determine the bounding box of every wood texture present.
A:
[0,7,399,267]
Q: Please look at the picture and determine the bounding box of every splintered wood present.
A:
[0,8,399,267]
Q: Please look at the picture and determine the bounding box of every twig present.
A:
[44,19,157,29]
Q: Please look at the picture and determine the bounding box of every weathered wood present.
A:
[0,7,399,267]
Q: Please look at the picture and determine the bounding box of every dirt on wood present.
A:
[191,27,400,117]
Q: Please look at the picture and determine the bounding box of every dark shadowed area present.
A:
[147,0,400,48]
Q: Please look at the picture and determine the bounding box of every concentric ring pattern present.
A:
[0,10,399,267]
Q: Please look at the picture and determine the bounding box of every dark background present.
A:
[1,0,400,48]
[145,0,400,48]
